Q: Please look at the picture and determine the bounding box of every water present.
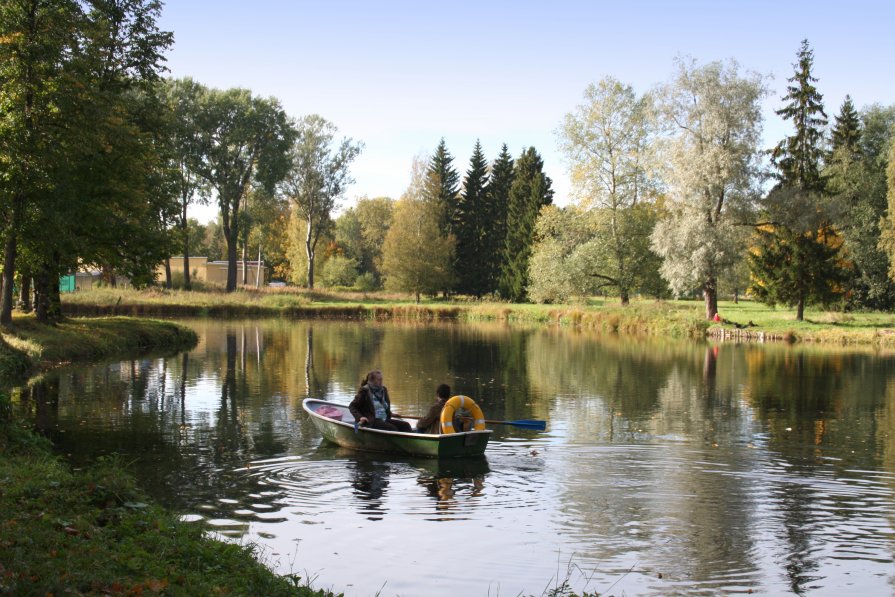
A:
[12,319,895,596]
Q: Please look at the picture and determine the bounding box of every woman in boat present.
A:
[349,370,413,432]
[416,383,451,434]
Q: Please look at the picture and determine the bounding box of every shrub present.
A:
[321,256,359,288]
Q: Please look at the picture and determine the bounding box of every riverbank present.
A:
[0,316,337,596]
[0,315,198,384]
[62,287,895,346]
[0,415,336,596]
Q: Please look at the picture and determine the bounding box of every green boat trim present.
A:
[302,398,491,459]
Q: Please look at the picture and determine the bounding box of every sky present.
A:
[157,0,895,222]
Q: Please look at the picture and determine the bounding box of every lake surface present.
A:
[13,319,895,596]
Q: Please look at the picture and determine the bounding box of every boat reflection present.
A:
[310,446,490,519]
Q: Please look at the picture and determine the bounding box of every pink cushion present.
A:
[316,405,343,420]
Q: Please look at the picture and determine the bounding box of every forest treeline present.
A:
[2,1,895,326]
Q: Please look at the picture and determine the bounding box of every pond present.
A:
[13,319,895,596]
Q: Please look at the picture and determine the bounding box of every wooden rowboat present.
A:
[302,398,491,458]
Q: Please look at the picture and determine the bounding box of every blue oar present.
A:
[395,413,546,431]
[484,418,547,431]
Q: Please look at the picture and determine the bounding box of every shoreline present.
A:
[61,289,895,347]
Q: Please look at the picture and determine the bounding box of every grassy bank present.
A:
[62,287,710,338]
[61,286,895,345]
[0,315,198,384]
[0,413,335,596]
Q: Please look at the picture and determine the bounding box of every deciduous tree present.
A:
[650,58,766,319]
[281,115,361,289]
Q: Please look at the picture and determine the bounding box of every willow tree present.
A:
[650,58,766,320]
[281,114,362,289]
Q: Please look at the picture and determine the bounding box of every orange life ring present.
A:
[440,395,486,433]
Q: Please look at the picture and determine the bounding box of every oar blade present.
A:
[510,419,547,430]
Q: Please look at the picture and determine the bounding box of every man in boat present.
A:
[416,383,451,434]
[349,370,413,432]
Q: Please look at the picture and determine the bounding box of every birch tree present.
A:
[558,77,657,304]
[281,115,362,289]
[650,58,766,319]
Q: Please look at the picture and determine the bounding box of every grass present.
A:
[0,410,337,596]
[0,315,198,384]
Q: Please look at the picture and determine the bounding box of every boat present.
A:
[302,398,492,458]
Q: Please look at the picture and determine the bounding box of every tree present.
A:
[650,58,766,319]
[161,78,208,290]
[826,102,895,309]
[191,87,294,291]
[280,114,362,289]
[499,147,554,302]
[751,40,842,320]
[878,135,895,281]
[454,141,490,296]
[558,77,657,304]
[381,157,455,301]
[334,196,394,286]
[422,138,460,233]
[0,0,82,324]
[484,144,514,294]
[831,95,861,155]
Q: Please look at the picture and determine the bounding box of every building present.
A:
[157,257,268,287]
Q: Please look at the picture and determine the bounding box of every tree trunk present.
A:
[225,227,238,292]
[620,290,630,306]
[164,258,172,289]
[797,296,805,321]
[182,202,191,291]
[733,288,739,304]
[19,273,32,313]
[241,242,248,286]
[703,277,718,320]
[34,265,50,324]
[305,218,315,289]
[0,232,17,325]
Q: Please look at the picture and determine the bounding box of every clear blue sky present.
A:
[158,0,895,221]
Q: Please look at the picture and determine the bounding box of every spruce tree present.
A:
[484,144,514,294]
[771,39,828,192]
[422,138,460,233]
[751,39,843,320]
[830,95,862,156]
[454,140,490,296]
[498,147,554,302]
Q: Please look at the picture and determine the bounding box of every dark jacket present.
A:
[415,400,445,434]
[349,384,393,423]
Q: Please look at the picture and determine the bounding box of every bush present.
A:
[354,272,378,291]
[321,256,359,287]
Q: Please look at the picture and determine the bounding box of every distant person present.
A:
[416,383,452,434]
[349,370,412,432]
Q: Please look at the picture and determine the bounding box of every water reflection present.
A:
[10,320,895,596]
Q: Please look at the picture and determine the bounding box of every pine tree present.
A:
[498,147,554,302]
[484,144,514,295]
[422,138,460,233]
[831,95,862,156]
[751,39,843,320]
[454,140,490,296]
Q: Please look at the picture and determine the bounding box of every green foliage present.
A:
[754,40,843,319]
[334,196,394,287]
[750,227,847,313]
[321,255,359,287]
[484,144,515,294]
[281,114,362,289]
[191,86,294,291]
[771,39,828,192]
[454,140,491,296]
[826,103,895,310]
[423,138,461,233]
[382,195,455,302]
[499,147,554,302]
